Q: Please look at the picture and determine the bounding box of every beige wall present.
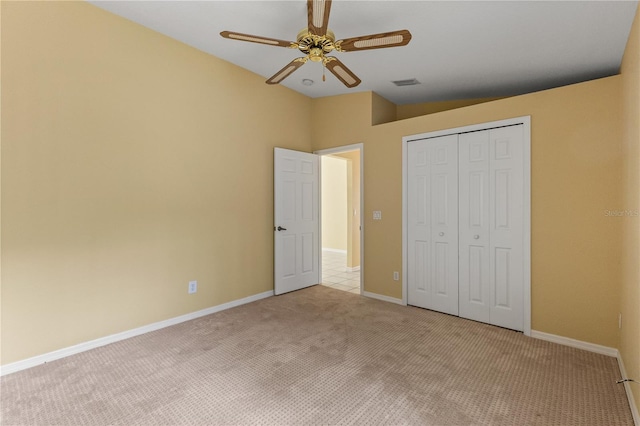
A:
[312,77,624,349]
[396,97,506,120]
[321,156,348,252]
[371,93,506,124]
[1,1,312,364]
[620,5,640,413]
[371,92,397,125]
[333,151,361,269]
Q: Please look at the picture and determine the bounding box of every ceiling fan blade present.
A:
[220,31,294,48]
[325,58,361,88]
[307,0,332,36]
[266,58,307,85]
[337,30,412,52]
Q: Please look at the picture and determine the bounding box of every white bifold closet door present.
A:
[458,126,524,331]
[408,125,524,331]
[407,134,459,316]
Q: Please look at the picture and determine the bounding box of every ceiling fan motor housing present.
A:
[296,28,340,62]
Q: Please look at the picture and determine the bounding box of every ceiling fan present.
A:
[220,0,412,88]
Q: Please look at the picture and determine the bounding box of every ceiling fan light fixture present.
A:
[309,47,324,62]
[392,78,421,87]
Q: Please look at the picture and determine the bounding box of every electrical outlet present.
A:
[373,211,382,220]
[393,271,399,281]
[619,313,622,329]
[188,280,197,294]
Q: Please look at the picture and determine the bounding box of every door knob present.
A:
[276,226,287,231]
[474,235,480,239]
[439,232,444,236]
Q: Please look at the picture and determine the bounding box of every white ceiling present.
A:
[89,0,638,105]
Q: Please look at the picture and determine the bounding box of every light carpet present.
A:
[0,285,633,425]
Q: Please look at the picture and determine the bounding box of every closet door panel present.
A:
[489,125,524,331]
[408,135,458,315]
[459,131,491,323]
[407,140,431,308]
[428,136,459,315]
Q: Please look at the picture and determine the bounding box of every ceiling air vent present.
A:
[392,78,421,87]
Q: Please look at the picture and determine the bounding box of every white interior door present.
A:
[274,148,320,295]
[407,135,459,315]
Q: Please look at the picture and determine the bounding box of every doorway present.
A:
[316,145,363,295]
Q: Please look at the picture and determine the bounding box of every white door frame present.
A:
[402,117,531,336]
[314,143,364,294]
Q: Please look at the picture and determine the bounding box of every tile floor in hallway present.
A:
[321,250,360,294]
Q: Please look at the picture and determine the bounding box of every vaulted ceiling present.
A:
[90,0,639,105]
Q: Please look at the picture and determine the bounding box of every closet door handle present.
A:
[474,235,480,239]
[439,232,444,236]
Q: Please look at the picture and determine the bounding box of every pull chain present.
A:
[323,64,326,82]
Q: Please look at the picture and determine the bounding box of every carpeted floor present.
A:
[0,285,633,425]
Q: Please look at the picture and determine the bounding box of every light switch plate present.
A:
[373,211,382,220]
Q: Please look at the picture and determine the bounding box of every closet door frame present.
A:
[401,116,531,336]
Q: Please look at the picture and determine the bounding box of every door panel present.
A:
[274,148,320,295]
[458,126,524,330]
[494,169,511,229]
[301,232,314,273]
[433,174,450,225]
[282,181,296,220]
[434,242,449,295]
[414,241,428,292]
[489,126,524,330]
[408,135,458,315]
[494,247,511,308]
[468,245,484,302]
[408,140,431,308]
[469,172,484,227]
[459,130,491,323]
[301,181,314,221]
[282,235,296,277]
[429,136,458,315]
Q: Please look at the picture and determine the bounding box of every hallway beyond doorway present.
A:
[320,250,360,294]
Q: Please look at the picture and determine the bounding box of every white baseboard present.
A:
[362,290,403,305]
[346,266,361,272]
[530,330,618,357]
[617,351,640,425]
[322,248,347,254]
[0,290,274,377]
